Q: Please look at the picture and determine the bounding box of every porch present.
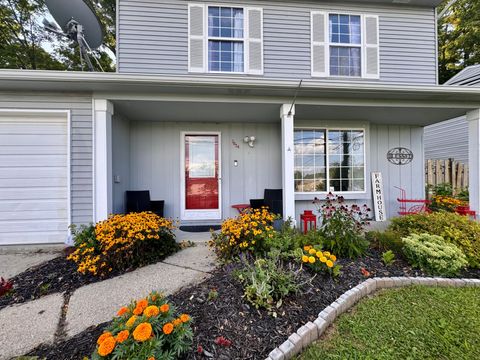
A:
[94,90,480,225]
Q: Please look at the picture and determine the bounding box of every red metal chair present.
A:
[395,186,430,216]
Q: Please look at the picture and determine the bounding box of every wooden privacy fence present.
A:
[426,159,469,191]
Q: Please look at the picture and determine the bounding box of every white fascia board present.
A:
[1,70,480,100]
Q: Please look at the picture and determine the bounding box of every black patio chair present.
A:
[125,190,164,217]
[250,189,283,217]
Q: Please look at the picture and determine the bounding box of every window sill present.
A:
[295,192,370,201]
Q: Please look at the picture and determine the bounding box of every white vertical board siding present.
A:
[127,121,282,220]
[0,93,93,226]
[118,0,437,84]
[424,116,469,163]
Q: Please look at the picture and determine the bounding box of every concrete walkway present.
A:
[0,233,214,360]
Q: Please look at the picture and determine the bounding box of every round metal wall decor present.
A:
[387,147,414,165]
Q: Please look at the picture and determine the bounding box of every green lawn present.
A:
[300,286,480,360]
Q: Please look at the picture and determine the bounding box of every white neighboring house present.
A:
[1,0,480,246]
[424,65,480,164]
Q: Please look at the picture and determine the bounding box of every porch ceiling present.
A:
[114,100,468,126]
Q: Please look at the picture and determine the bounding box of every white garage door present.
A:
[0,112,69,245]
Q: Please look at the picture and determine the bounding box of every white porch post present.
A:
[467,109,480,214]
[94,99,114,222]
[280,104,296,223]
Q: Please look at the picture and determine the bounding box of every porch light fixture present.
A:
[244,136,256,148]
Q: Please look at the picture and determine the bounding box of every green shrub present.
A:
[402,233,468,277]
[314,194,370,258]
[381,250,396,266]
[265,221,324,255]
[234,251,301,316]
[365,230,404,255]
[68,212,178,277]
[389,212,480,268]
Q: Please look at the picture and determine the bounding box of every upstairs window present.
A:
[188,4,263,75]
[311,11,379,79]
[208,7,244,72]
[329,14,361,77]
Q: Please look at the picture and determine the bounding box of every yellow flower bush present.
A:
[209,207,277,260]
[68,212,178,277]
[300,245,340,276]
[91,291,192,360]
[430,195,467,212]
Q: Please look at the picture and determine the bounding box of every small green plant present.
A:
[234,251,301,316]
[402,233,468,277]
[381,250,396,266]
[69,223,96,248]
[207,288,218,302]
[39,283,51,295]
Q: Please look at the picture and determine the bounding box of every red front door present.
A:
[184,135,220,214]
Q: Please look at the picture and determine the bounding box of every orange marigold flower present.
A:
[180,314,190,323]
[116,330,129,343]
[173,318,182,326]
[126,315,137,328]
[98,335,116,356]
[133,306,143,315]
[144,305,160,318]
[163,322,174,335]
[97,332,112,345]
[133,322,153,342]
[136,299,148,310]
[117,307,128,316]
[148,357,155,360]
[159,303,169,313]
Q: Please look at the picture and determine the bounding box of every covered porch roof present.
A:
[1,70,479,126]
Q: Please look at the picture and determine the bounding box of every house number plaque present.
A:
[387,147,414,165]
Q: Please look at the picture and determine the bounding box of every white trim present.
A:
[91,98,96,222]
[293,125,367,196]
[93,99,114,222]
[0,108,72,243]
[180,131,222,221]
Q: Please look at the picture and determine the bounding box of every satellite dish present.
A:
[44,0,105,71]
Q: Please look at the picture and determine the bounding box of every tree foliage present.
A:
[0,0,115,71]
[438,0,480,83]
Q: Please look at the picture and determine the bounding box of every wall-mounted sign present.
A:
[371,172,386,221]
[387,147,413,165]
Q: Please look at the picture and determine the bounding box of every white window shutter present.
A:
[246,7,263,75]
[188,4,206,73]
[363,15,380,79]
[311,11,328,77]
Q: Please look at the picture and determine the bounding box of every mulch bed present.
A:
[25,249,480,360]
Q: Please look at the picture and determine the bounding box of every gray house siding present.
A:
[0,92,93,226]
[118,0,437,84]
[118,120,282,220]
[424,116,469,164]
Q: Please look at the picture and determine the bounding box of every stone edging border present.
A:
[265,277,480,360]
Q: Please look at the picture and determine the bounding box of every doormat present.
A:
[179,225,221,232]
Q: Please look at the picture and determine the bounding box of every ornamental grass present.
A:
[209,207,277,260]
[68,212,178,277]
[91,291,192,359]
